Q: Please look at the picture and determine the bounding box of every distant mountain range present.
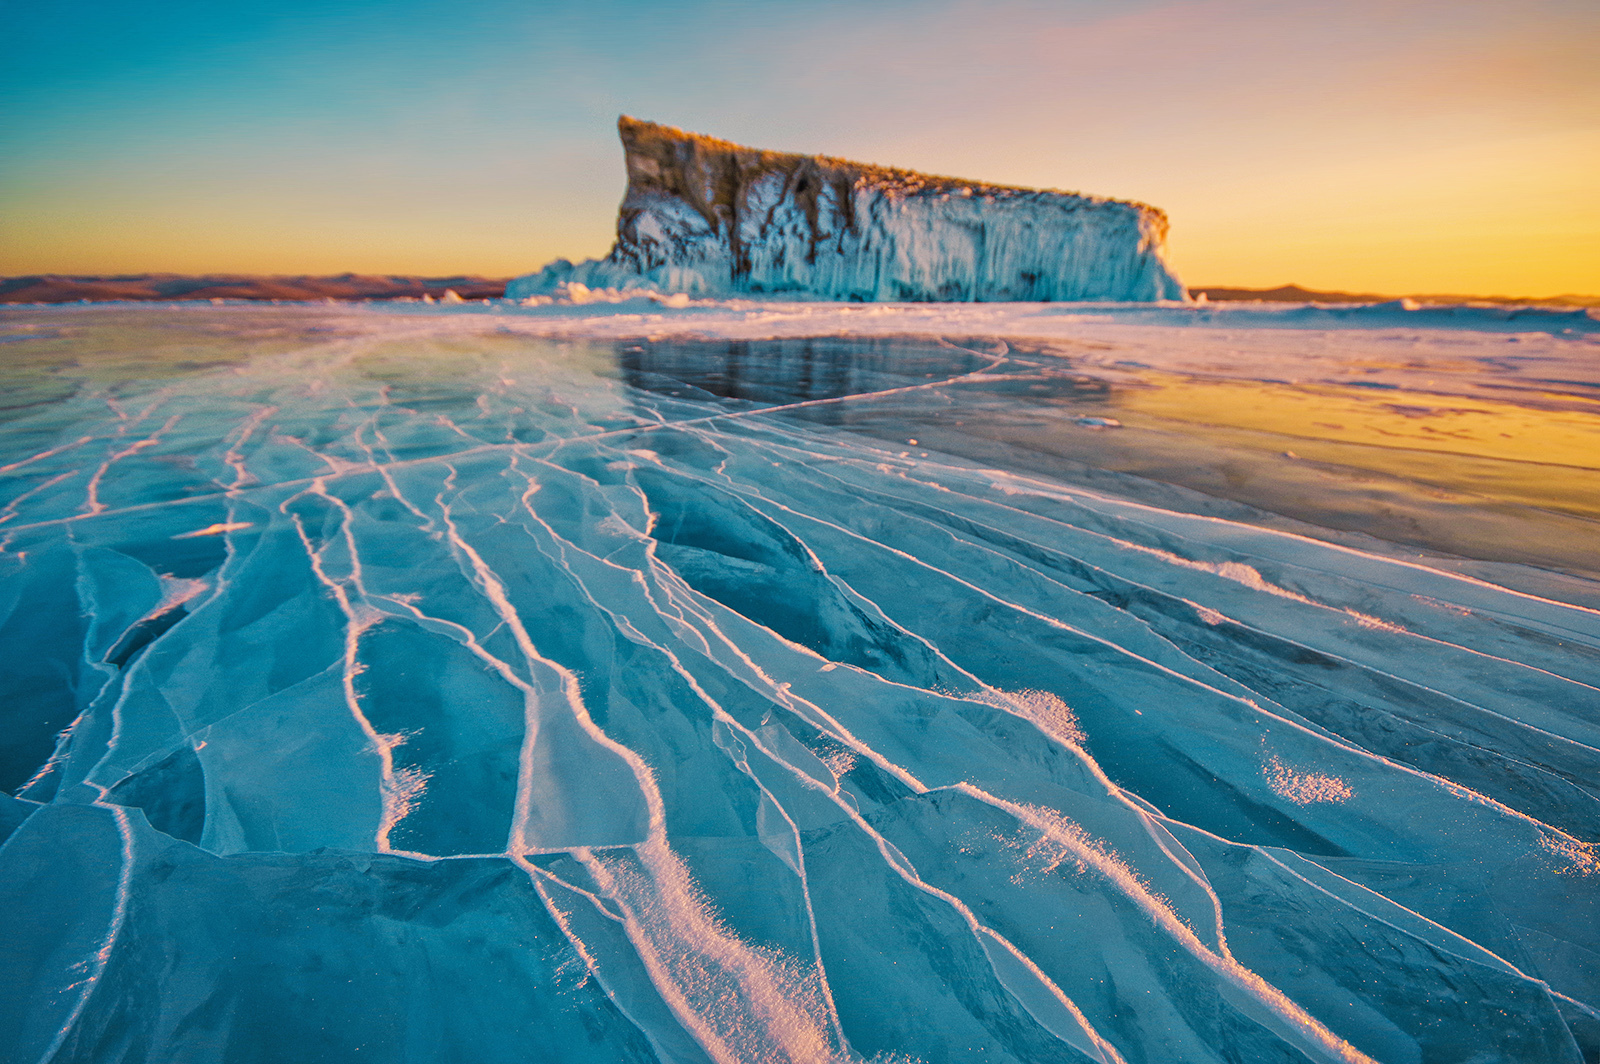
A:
[1,274,1593,308]
[1187,284,1599,307]
[0,273,507,304]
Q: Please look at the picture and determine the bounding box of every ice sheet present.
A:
[1,302,1597,1063]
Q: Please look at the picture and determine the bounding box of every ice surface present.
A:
[507,118,1184,304]
[1,301,1598,1063]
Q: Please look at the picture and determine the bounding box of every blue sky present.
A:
[2,0,1595,294]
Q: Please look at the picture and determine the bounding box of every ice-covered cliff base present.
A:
[509,117,1185,303]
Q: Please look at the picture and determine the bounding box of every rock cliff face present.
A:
[509,117,1185,302]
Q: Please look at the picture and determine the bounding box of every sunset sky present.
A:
[2,0,1595,297]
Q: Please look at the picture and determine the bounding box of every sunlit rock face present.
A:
[508,116,1185,302]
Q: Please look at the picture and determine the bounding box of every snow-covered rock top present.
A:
[509,116,1186,303]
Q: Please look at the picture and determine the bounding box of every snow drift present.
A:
[508,116,1185,303]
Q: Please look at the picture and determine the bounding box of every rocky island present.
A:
[509,116,1185,302]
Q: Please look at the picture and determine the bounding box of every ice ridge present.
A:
[507,116,1186,303]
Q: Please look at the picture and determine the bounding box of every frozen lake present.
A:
[2,300,1598,1063]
